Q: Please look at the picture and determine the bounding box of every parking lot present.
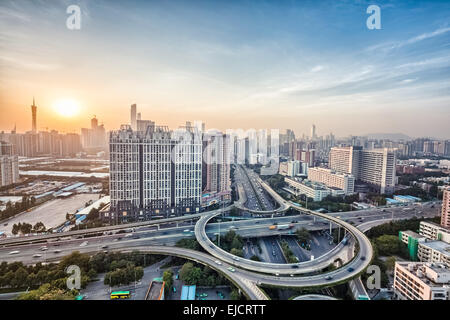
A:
[0,193,99,235]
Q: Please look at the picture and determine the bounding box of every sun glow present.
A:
[53,99,80,117]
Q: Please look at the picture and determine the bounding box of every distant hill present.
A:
[365,133,411,141]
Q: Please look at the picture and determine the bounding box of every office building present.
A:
[393,262,450,300]
[307,167,355,195]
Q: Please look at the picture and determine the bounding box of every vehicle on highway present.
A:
[39,246,48,251]
[269,223,294,230]
[227,267,236,272]
[214,260,222,265]
[80,241,88,247]
[9,250,20,255]
[53,249,61,253]
[233,256,240,261]
[101,245,108,249]
[361,256,366,261]
[291,265,299,269]
[110,291,131,299]
[125,233,133,238]
[274,273,280,276]
[347,267,354,272]
[325,275,333,280]
[32,254,42,258]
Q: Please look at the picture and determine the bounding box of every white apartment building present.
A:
[307,167,355,195]
[108,125,201,222]
[284,177,344,201]
[394,262,450,300]
[329,146,396,194]
[419,221,450,243]
[418,241,450,267]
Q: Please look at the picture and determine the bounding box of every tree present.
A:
[295,227,311,244]
[230,289,241,300]
[230,248,243,257]
[163,270,174,291]
[385,256,396,272]
[13,267,28,288]
[375,235,402,256]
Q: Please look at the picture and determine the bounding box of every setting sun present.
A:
[53,99,80,118]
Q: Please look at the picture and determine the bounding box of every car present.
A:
[79,241,88,247]
[291,265,299,269]
[347,267,354,272]
[360,256,366,261]
[9,250,20,255]
[3,223,8,226]
[32,254,42,258]
[233,257,240,261]
[53,249,62,253]
[101,245,108,249]
[325,275,333,281]
[274,273,280,276]
[214,260,222,265]
[227,267,235,272]
[290,274,294,277]
[39,246,48,251]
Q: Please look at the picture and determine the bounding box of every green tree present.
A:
[162,270,174,291]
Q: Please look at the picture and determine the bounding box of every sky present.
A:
[0,0,449,139]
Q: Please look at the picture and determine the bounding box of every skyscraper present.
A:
[441,188,450,229]
[108,124,202,223]
[202,130,231,198]
[311,124,316,140]
[130,104,137,131]
[329,146,396,194]
[0,141,19,187]
[31,98,37,134]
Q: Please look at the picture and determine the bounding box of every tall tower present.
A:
[130,104,137,131]
[311,124,316,140]
[31,97,37,134]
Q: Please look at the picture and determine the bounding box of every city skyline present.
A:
[1,0,449,138]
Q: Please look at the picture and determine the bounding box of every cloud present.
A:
[310,65,324,73]
[366,26,450,53]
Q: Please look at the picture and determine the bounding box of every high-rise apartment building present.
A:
[441,188,450,229]
[202,130,231,199]
[329,146,396,194]
[108,125,202,223]
[81,116,107,150]
[0,141,19,187]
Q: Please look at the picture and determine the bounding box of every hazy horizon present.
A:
[1,0,449,139]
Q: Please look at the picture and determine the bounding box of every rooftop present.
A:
[421,240,450,256]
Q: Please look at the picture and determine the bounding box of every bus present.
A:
[110,291,131,299]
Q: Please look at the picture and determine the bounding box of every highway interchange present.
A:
[0,164,442,300]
